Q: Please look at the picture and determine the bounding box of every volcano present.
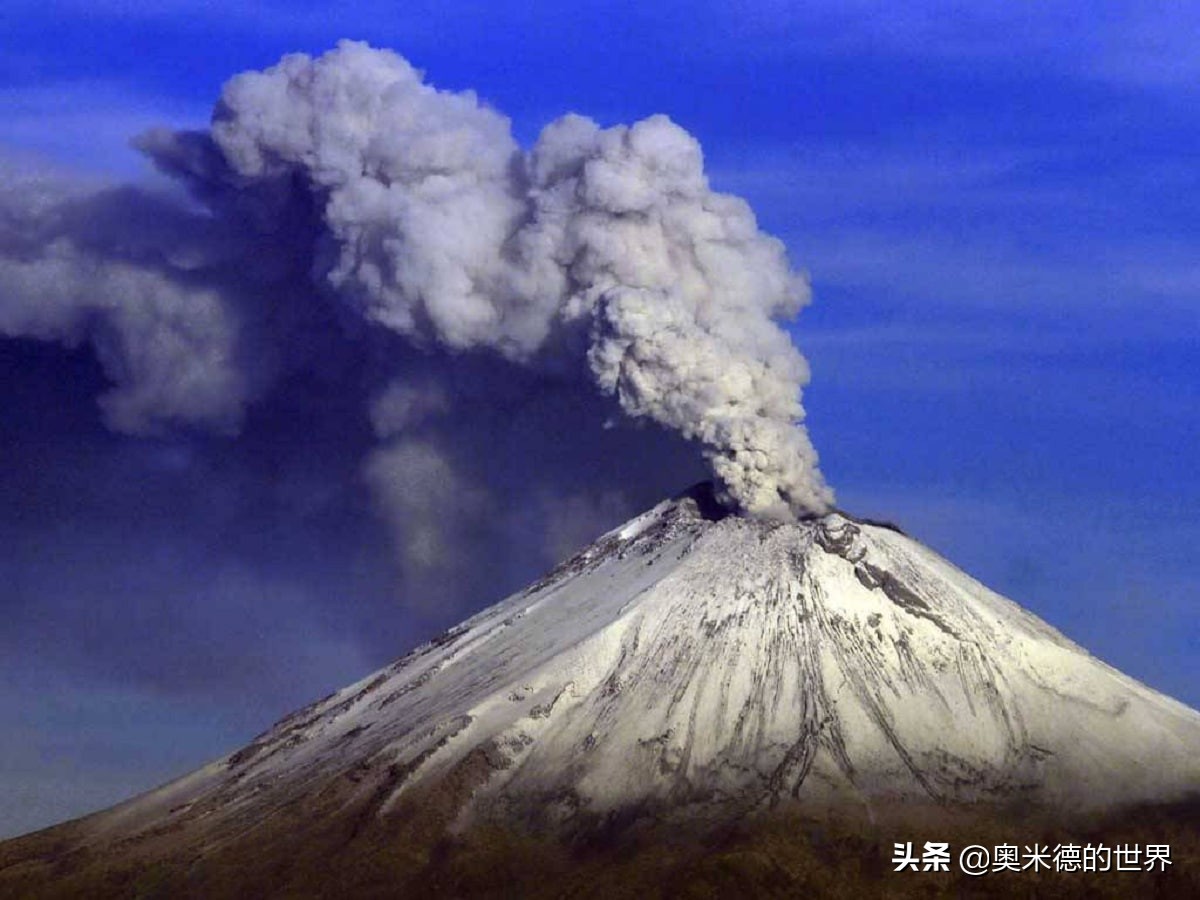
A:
[2,484,1198,897]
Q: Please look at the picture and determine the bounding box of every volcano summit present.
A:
[1,485,1198,897]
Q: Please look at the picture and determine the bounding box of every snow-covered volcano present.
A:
[71,484,1198,848]
[4,484,1199,896]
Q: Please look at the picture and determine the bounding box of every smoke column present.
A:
[0,41,832,538]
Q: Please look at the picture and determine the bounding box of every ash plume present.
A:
[0,39,832,597]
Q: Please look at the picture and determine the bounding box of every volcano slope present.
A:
[2,484,1198,898]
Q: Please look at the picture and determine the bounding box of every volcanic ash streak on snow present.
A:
[0,40,832,519]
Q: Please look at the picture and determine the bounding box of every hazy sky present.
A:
[1,1,1196,838]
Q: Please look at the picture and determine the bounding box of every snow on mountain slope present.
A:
[89,485,1200,839]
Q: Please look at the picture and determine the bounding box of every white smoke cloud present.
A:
[0,39,831,524]
[522,114,831,517]
[207,41,832,517]
[362,438,492,611]
[0,185,252,435]
[369,378,452,439]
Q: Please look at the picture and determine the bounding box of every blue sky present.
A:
[1,1,1196,838]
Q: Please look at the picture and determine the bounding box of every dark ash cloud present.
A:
[0,42,831,678]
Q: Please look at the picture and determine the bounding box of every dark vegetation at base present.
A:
[1,793,1196,899]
